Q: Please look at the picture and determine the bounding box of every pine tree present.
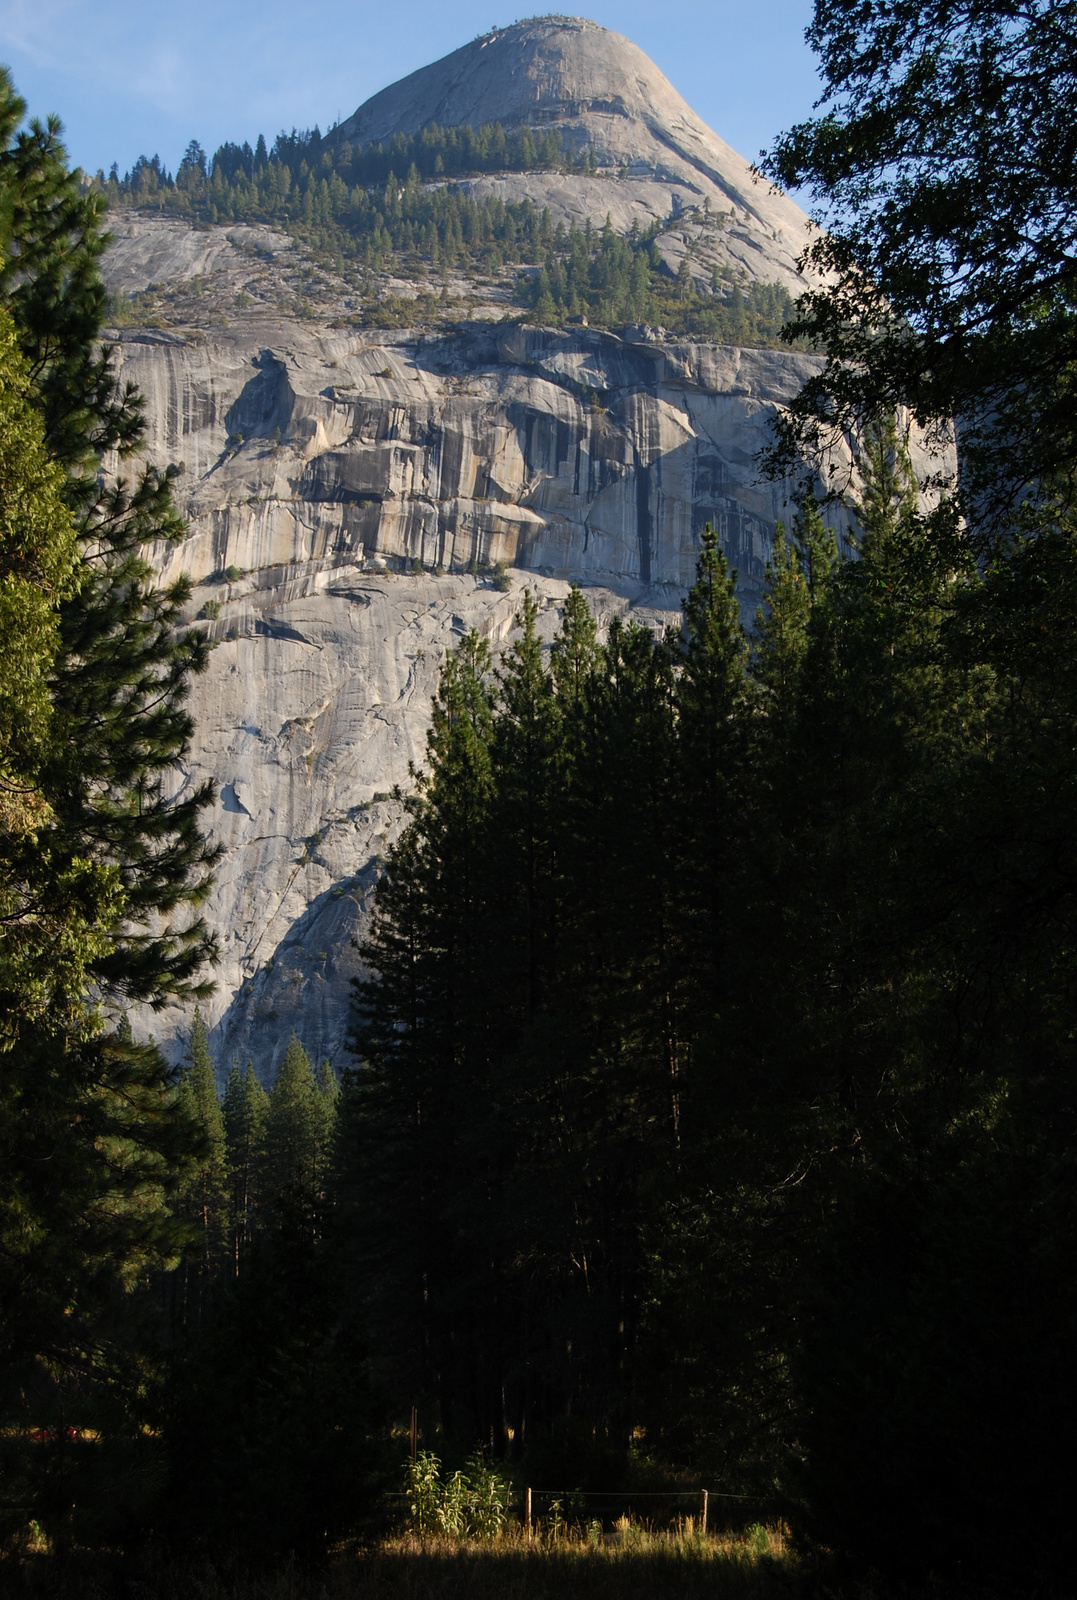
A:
[0,1020,201,1540]
[748,497,839,930]
[491,591,562,1025]
[549,582,600,709]
[0,304,119,1038]
[0,73,219,1542]
[312,1057,340,1219]
[0,69,219,1005]
[516,603,680,1455]
[0,265,201,1451]
[351,628,498,1430]
[674,524,749,1041]
[222,1059,268,1272]
[349,594,696,1463]
[752,508,833,704]
[263,1034,321,1233]
[756,434,1077,1583]
[176,1012,227,1308]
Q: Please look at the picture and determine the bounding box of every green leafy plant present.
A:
[748,1522,770,1557]
[404,1450,510,1540]
[464,1452,511,1538]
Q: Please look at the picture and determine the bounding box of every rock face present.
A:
[102,218,296,298]
[125,319,820,605]
[105,18,888,1075]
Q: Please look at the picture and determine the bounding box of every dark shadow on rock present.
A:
[220,782,251,815]
[211,857,384,1084]
[224,349,296,441]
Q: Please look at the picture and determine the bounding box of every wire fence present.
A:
[385,1486,779,1530]
[515,1486,777,1534]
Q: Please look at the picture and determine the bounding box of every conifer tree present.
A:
[755,434,1077,1584]
[564,610,679,1103]
[0,304,114,1037]
[352,628,498,1427]
[491,591,562,1025]
[313,1057,339,1157]
[746,497,838,983]
[311,1056,340,1236]
[674,524,749,1041]
[0,74,218,1541]
[222,1059,268,1272]
[262,1034,335,1238]
[167,1056,372,1562]
[550,583,599,708]
[0,70,219,1004]
[751,501,836,705]
[176,1013,227,1310]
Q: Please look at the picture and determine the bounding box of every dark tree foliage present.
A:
[346,560,747,1480]
[0,70,219,1555]
[0,1024,198,1551]
[764,0,1077,522]
[755,17,1077,1575]
[0,70,219,1001]
[155,1026,375,1563]
[162,1223,380,1562]
[340,409,1077,1586]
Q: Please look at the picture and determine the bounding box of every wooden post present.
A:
[700,1488,708,1534]
[410,1407,417,1464]
[525,1486,532,1540]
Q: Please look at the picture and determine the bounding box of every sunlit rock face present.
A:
[108,17,902,1075]
[123,319,820,605]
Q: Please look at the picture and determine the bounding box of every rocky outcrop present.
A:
[103,218,296,298]
[142,560,674,1078]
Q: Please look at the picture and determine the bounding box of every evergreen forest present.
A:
[97,125,796,345]
[3,0,1077,1593]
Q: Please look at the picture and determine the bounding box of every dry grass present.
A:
[6,1523,803,1600]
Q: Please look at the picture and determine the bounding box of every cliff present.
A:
[101,20,903,1074]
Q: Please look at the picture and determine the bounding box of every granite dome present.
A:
[335,15,813,294]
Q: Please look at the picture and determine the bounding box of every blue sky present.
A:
[0,1,820,181]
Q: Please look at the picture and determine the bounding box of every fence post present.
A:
[525,1486,532,1540]
[700,1488,708,1533]
[410,1407,417,1464]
